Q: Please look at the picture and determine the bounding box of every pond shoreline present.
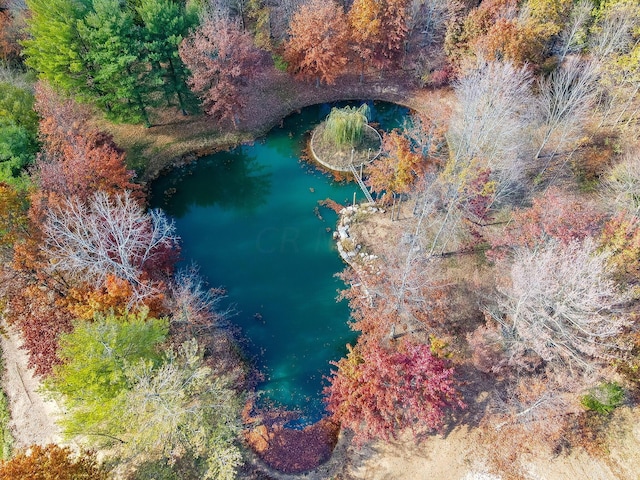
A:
[98,70,452,185]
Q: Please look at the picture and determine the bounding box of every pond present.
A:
[150,101,409,424]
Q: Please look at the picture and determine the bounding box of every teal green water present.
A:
[150,101,408,424]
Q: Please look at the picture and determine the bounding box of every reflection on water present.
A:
[156,152,272,217]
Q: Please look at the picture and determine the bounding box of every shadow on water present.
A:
[151,151,272,218]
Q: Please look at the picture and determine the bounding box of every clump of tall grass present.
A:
[322,104,370,148]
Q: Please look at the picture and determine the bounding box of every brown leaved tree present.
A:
[179,18,264,127]
[284,0,350,85]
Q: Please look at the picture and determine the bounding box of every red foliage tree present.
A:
[283,0,350,85]
[34,83,141,205]
[489,187,604,258]
[33,81,141,209]
[179,18,264,126]
[1,215,74,375]
[0,444,108,480]
[325,340,464,444]
[35,131,141,204]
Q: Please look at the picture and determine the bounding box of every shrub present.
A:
[580,382,625,414]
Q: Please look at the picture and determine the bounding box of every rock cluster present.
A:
[333,203,381,264]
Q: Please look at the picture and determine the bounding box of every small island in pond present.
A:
[309,104,383,172]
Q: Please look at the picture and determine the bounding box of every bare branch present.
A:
[493,238,631,373]
[43,191,178,299]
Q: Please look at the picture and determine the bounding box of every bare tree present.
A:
[43,191,178,299]
[170,265,233,335]
[603,148,640,216]
[491,238,631,372]
[430,61,534,253]
[406,0,451,48]
[554,0,592,63]
[534,57,599,173]
[448,60,534,197]
[589,1,640,128]
[270,0,306,43]
[589,1,640,61]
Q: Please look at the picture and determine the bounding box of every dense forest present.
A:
[0,0,639,478]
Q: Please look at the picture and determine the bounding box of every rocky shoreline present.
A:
[334,203,382,265]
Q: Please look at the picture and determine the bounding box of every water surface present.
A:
[150,102,408,423]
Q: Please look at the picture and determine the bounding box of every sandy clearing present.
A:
[0,322,62,450]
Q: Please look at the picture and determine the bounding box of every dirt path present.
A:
[342,427,629,480]
[0,322,62,449]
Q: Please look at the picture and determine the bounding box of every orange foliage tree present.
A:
[0,182,28,253]
[366,130,432,202]
[600,212,640,285]
[445,0,571,69]
[284,0,350,85]
[349,0,409,72]
[0,444,108,480]
[62,275,167,322]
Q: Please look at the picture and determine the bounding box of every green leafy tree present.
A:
[119,339,243,480]
[137,0,198,115]
[78,0,151,125]
[0,123,36,187]
[0,82,39,134]
[0,82,39,186]
[23,0,92,94]
[46,315,243,479]
[322,104,370,148]
[24,0,197,125]
[45,311,169,440]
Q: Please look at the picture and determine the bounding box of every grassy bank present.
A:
[0,353,13,460]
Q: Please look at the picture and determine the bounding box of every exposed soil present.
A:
[0,322,62,450]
